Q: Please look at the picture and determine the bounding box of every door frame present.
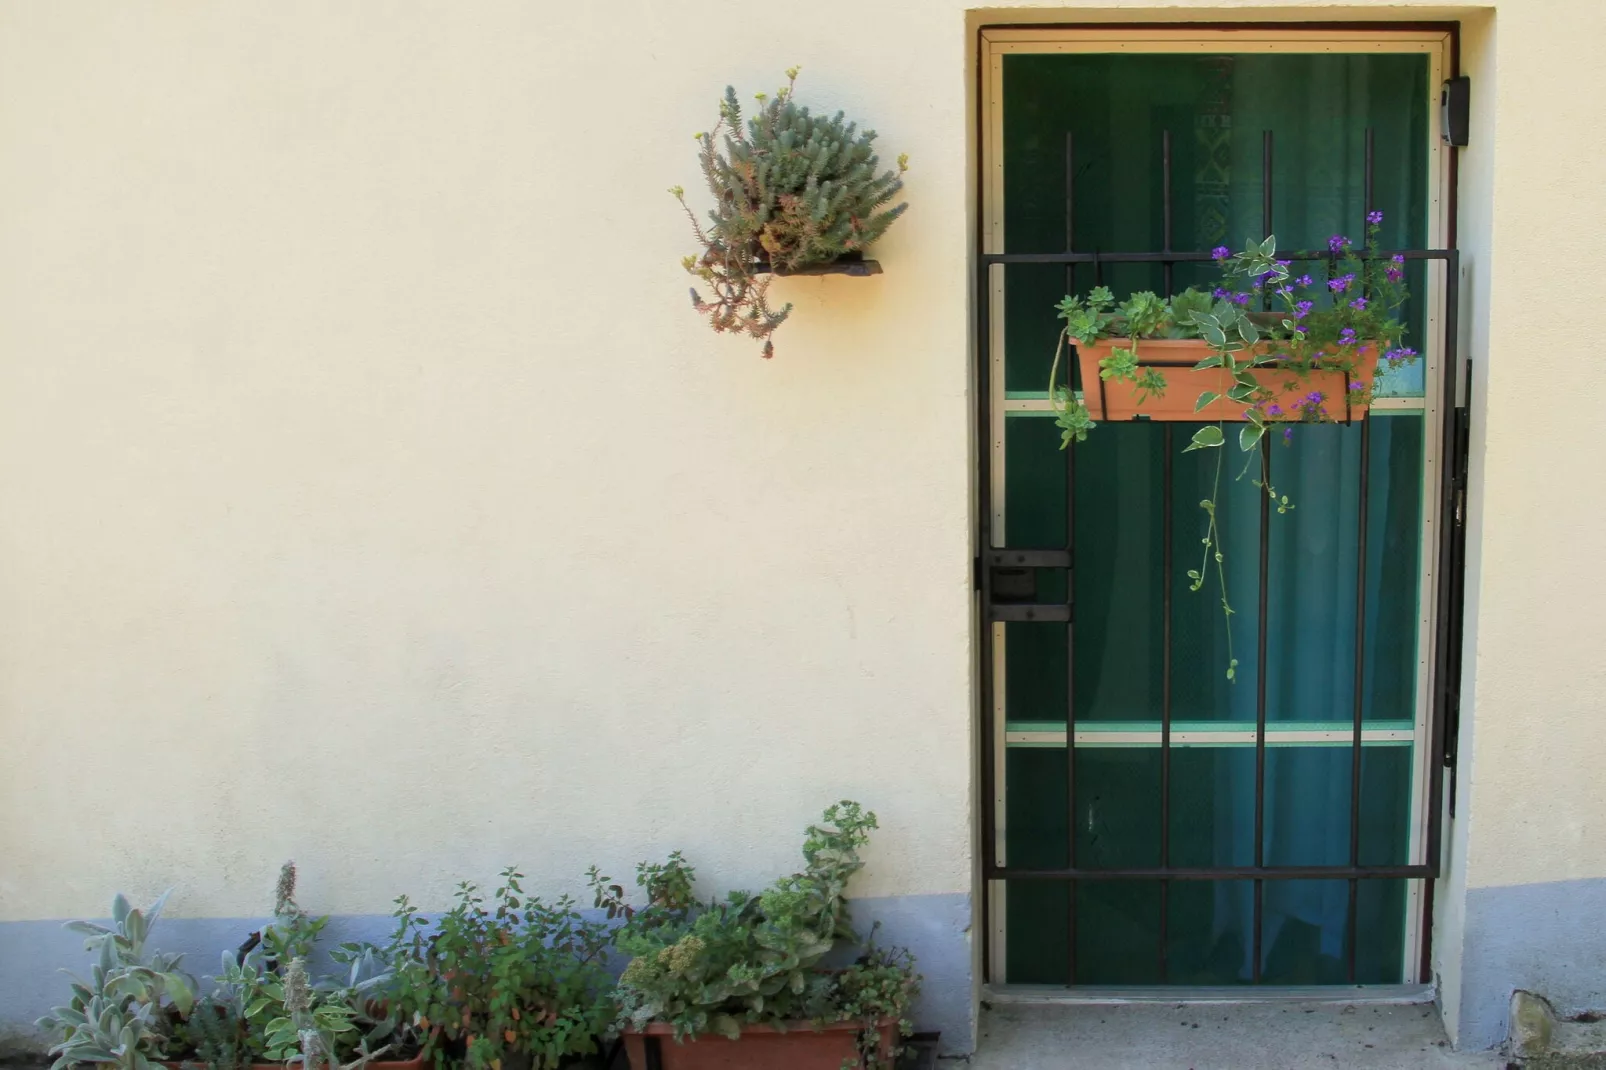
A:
[974,22,1462,989]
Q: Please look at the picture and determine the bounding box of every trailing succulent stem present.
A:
[674,68,909,357]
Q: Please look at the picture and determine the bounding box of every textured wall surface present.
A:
[2,0,1605,1058]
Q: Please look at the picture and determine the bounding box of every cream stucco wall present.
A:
[0,1,979,923]
[3,0,1606,1055]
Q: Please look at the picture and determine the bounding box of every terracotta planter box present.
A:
[1075,338,1381,423]
[622,1019,894,1070]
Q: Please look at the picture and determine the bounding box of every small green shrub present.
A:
[593,801,919,1070]
[385,868,616,1070]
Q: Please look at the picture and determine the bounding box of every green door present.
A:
[982,35,1451,987]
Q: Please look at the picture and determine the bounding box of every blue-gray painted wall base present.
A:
[0,892,974,1057]
[1458,876,1606,1051]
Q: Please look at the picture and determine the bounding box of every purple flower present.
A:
[1275,285,1294,298]
[1385,346,1419,364]
[1328,234,1350,253]
[1367,210,1384,225]
[1339,327,1358,346]
[1306,391,1325,404]
[1276,259,1292,268]
[1295,274,1314,287]
[1232,291,1253,307]
[1391,254,1405,265]
[1212,245,1231,262]
[1349,379,1365,392]
[1350,297,1368,310]
[1385,267,1405,283]
[1283,427,1294,442]
[1294,300,1314,319]
[1213,287,1231,299]
[1267,404,1284,417]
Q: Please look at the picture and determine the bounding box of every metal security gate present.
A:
[975,26,1469,987]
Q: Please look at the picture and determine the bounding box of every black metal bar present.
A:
[1364,127,1375,233]
[1260,130,1274,314]
[1427,251,1462,874]
[1253,432,1271,982]
[1066,131,1077,304]
[1160,423,1173,982]
[1347,417,1373,984]
[1162,130,1174,298]
[981,248,1452,266]
[1066,132,1075,256]
[990,604,1071,623]
[1246,126,1271,976]
[1063,128,1080,989]
[977,256,998,936]
[1066,352,1079,989]
[987,864,1437,881]
[1443,379,1472,805]
[987,549,1073,568]
[1262,130,1274,237]
[973,29,993,987]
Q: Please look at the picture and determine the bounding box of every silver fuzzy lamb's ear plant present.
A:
[283,958,327,1070]
[275,861,299,919]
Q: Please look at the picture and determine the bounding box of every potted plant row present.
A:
[38,864,427,1070]
[37,803,918,1070]
[1045,215,1421,679]
[672,69,909,358]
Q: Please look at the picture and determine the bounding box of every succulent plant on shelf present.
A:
[672,68,909,358]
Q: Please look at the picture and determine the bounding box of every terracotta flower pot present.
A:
[621,1019,894,1070]
[1075,338,1382,423]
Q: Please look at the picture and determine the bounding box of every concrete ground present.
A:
[968,1001,1507,1069]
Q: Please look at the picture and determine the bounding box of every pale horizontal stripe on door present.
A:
[1001,395,1428,414]
[1005,719,1415,748]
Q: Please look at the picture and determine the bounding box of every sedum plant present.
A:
[385,867,617,1070]
[672,68,909,358]
[37,891,198,1070]
[1046,215,1419,677]
[593,801,919,1070]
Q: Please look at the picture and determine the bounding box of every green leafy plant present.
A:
[1046,216,1419,676]
[36,891,198,1070]
[673,67,909,357]
[594,801,919,1070]
[163,864,414,1070]
[385,868,616,1070]
[183,862,405,1070]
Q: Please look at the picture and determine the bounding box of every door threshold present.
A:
[985,984,1435,1005]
